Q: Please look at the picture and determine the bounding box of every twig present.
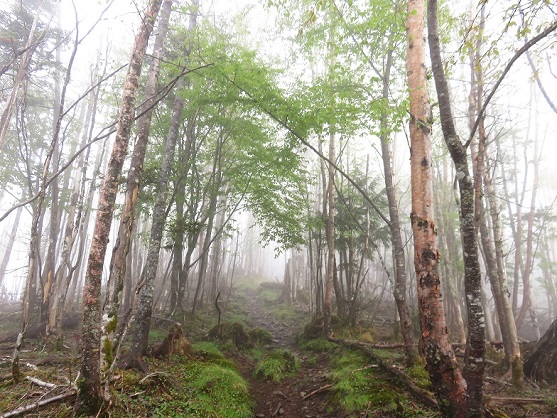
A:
[301,384,332,400]
[272,401,282,417]
[139,372,172,385]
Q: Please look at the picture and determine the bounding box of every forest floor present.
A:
[230,293,338,418]
[0,280,556,417]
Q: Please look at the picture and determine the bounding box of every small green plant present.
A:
[254,349,300,382]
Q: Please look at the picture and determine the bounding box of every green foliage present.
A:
[254,349,300,382]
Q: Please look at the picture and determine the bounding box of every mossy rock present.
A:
[208,322,252,349]
[248,328,273,346]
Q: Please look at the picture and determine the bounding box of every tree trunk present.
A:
[427,2,485,415]
[524,318,557,384]
[0,6,44,150]
[406,1,467,416]
[0,207,22,290]
[466,8,523,383]
[76,0,162,413]
[379,46,418,366]
[100,0,173,389]
[323,128,335,337]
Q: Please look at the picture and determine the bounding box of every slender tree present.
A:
[427,1,486,415]
[76,0,163,412]
[406,0,467,415]
[100,0,173,387]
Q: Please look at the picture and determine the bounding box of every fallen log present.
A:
[328,337,438,410]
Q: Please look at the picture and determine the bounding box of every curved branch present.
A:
[466,20,557,148]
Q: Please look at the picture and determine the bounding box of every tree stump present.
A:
[524,318,557,383]
[151,324,192,359]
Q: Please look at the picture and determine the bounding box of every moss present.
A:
[102,337,113,369]
[248,328,273,346]
[208,322,253,349]
[105,315,118,333]
[254,349,300,382]
[299,337,337,353]
[112,346,253,418]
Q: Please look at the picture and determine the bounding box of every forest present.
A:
[0,0,556,416]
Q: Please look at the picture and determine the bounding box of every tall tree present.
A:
[427,1,485,415]
[101,0,174,387]
[466,6,523,384]
[406,0,467,415]
[123,0,199,367]
[76,0,163,412]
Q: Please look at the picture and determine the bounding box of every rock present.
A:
[278,407,286,415]
[273,390,286,399]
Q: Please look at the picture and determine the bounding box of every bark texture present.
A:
[427,1,485,415]
[406,1,467,416]
[76,0,162,413]
[524,318,557,383]
[101,0,173,384]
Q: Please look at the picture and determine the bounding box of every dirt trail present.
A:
[232,297,341,418]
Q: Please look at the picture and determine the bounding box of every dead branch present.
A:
[328,337,438,410]
[301,384,332,401]
[362,343,406,349]
[25,376,57,388]
[488,396,547,405]
[1,389,76,418]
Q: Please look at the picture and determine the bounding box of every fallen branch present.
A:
[2,389,76,418]
[488,396,547,405]
[328,337,438,410]
[361,343,406,349]
[25,376,57,389]
[301,384,332,401]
